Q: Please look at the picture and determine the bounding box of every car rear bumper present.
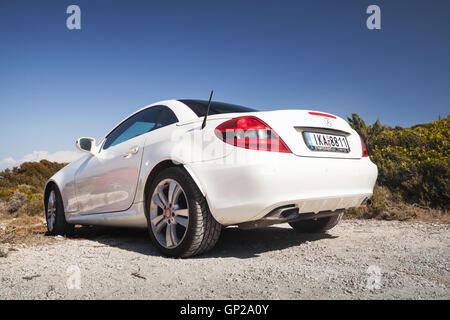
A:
[186,151,378,225]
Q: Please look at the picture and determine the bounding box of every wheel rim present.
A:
[149,179,189,249]
[47,191,56,232]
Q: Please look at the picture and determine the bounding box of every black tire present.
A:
[289,211,343,233]
[146,167,221,258]
[45,185,74,236]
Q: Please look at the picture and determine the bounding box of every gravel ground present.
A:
[0,220,449,299]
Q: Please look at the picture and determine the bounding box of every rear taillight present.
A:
[214,116,292,153]
[360,136,369,157]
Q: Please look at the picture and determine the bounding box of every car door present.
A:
[75,106,166,215]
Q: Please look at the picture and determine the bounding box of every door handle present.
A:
[123,146,139,158]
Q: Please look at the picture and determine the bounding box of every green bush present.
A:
[348,114,449,209]
[0,160,66,215]
[0,160,66,200]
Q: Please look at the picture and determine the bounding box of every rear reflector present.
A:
[308,111,336,119]
[214,116,292,153]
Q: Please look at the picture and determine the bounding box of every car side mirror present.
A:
[76,137,97,156]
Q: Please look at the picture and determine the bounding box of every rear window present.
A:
[179,99,257,117]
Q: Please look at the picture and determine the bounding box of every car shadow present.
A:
[66,225,337,259]
[69,225,158,255]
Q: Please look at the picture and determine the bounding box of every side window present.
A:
[103,107,161,150]
[102,106,178,150]
[154,107,178,129]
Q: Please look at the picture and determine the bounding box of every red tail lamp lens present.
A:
[214,116,292,153]
[360,136,369,157]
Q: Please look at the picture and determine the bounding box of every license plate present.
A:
[303,132,350,153]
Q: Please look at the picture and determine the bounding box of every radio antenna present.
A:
[201,90,214,129]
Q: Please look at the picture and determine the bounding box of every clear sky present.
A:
[0,0,449,169]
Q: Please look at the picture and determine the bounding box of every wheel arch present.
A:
[142,159,206,218]
[43,180,58,211]
[43,179,68,221]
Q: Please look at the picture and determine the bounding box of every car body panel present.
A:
[66,201,147,228]
[74,133,146,215]
[254,110,362,159]
[188,151,377,225]
[45,155,87,213]
[134,117,234,203]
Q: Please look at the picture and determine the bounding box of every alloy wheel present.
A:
[149,179,189,249]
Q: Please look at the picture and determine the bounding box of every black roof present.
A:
[178,99,257,117]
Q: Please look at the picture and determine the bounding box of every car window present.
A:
[154,107,179,129]
[103,106,178,150]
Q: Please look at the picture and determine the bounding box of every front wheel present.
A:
[45,185,74,236]
[289,211,343,233]
[146,167,221,257]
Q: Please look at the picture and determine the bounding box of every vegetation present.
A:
[0,161,66,249]
[346,114,449,221]
[0,160,66,216]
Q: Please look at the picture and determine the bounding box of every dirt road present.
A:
[0,220,448,299]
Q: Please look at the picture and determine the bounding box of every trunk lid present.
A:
[254,109,362,159]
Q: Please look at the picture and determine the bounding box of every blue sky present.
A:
[0,0,449,168]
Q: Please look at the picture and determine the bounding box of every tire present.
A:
[45,185,74,236]
[289,210,343,233]
[146,167,221,257]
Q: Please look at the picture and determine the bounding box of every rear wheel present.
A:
[289,211,343,233]
[146,167,221,257]
[45,185,74,236]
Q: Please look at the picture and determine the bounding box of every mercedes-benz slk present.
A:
[44,99,377,257]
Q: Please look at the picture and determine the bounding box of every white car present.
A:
[44,99,378,257]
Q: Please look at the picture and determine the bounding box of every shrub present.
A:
[23,198,44,216]
[0,160,66,200]
[6,190,27,214]
[347,114,449,210]
[0,161,65,216]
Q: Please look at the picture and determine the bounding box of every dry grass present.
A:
[344,186,449,224]
[344,205,450,224]
[0,211,54,248]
